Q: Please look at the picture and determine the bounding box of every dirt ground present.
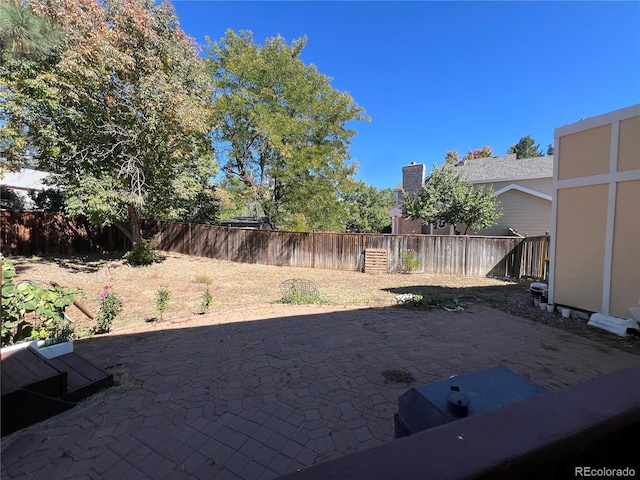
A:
[6,251,639,355]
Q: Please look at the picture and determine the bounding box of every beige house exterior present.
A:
[457,155,553,237]
[392,156,553,237]
[549,104,640,319]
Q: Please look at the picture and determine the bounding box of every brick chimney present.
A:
[397,162,425,234]
[402,162,426,193]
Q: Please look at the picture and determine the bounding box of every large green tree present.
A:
[402,165,501,234]
[2,0,216,243]
[342,181,395,233]
[508,135,544,159]
[207,29,368,232]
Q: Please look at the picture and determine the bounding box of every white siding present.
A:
[477,189,551,237]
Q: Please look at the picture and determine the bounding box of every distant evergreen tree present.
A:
[445,150,459,164]
[508,136,544,159]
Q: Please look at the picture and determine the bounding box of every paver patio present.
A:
[2,303,639,479]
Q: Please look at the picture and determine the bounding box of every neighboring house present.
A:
[549,104,640,320]
[0,166,48,209]
[218,217,273,230]
[453,154,553,236]
[391,155,553,236]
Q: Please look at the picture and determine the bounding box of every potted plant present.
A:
[1,255,82,358]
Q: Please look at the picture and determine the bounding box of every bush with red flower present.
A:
[95,286,123,334]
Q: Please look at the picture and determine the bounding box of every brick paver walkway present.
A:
[2,303,639,479]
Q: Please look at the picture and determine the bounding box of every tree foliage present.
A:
[508,135,544,159]
[462,146,493,161]
[0,186,25,210]
[546,144,554,156]
[207,29,368,232]
[402,165,501,234]
[0,1,64,175]
[215,176,264,220]
[0,0,62,58]
[177,181,221,225]
[2,0,216,243]
[342,181,395,233]
[28,188,64,212]
[445,150,459,164]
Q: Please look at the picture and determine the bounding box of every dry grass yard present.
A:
[9,251,521,333]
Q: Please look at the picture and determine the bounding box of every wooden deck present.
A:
[1,346,113,436]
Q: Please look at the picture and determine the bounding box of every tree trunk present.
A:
[128,203,143,244]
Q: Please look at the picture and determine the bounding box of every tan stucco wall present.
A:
[557,124,611,180]
[610,180,640,318]
[479,190,551,236]
[554,105,640,318]
[554,185,608,312]
[617,116,640,172]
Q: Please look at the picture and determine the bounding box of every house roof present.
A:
[0,168,48,192]
[218,217,273,230]
[494,183,552,201]
[452,154,553,183]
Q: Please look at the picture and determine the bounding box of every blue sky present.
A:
[172,1,640,190]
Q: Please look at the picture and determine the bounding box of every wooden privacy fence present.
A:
[151,221,549,279]
[0,211,130,256]
[0,211,548,280]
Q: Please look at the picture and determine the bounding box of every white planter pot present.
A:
[546,304,555,313]
[1,340,38,355]
[561,308,571,318]
[36,340,73,359]
[539,303,547,311]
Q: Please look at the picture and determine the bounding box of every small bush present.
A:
[200,287,213,314]
[124,240,156,266]
[194,273,213,285]
[156,287,170,320]
[400,249,421,273]
[278,284,332,305]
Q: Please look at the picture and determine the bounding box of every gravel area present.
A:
[504,291,640,356]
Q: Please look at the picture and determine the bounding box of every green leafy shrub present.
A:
[400,249,421,273]
[123,241,156,266]
[41,318,74,346]
[156,287,170,320]
[94,285,123,334]
[1,255,81,346]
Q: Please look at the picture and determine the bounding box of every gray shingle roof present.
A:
[451,154,553,182]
